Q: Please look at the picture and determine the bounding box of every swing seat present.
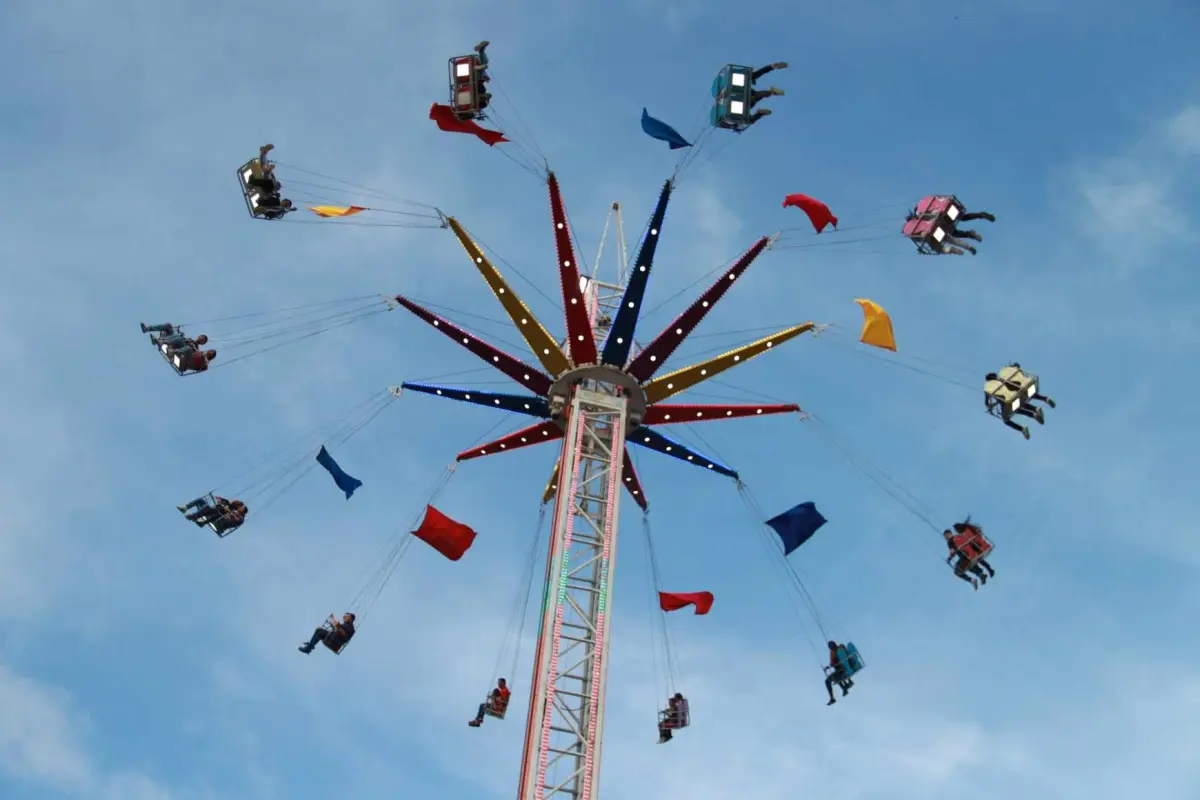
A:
[951,531,994,567]
[319,621,350,654]
[449,55,485,120]
[483,696,508,719]
[915,195,964,223]
[184,492,243,538]
[208,512,243,538]
[904,195,965,254]
[658,697,690,729]
[150,332,190,376]
[902,216,948,255]
[824,643,865,681]
[236,159,284,221]
[984,365,1039,420]
[711,65,753,131]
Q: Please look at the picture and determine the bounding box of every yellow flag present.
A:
[854,298,896,351]
[308,205,367,218]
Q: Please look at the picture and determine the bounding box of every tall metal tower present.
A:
[517,201,632,798]
[395,173,813,799]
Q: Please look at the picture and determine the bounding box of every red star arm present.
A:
[626,236,770,382]
[547,172,598,366]
[457,420,563,461]
[394,295,552,396]
[641,403,800,425]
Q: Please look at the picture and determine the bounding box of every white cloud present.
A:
[0,666,93,793]
[1166,105,1200,155]
[0,664,178,799]
[1069,102,1200,262]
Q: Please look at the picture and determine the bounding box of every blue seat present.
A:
[842,642,865,676]
[826,643,865,680]
[711,64,753,131]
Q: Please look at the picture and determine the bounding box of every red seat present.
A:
[449,56,482,117]
[951,530,993,562]
[902,217,934,238]
[915,195,952,217]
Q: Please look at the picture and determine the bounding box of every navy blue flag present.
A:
[765,501,827,556]
[316,445,362,499]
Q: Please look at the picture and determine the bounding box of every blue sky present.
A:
[1,1,1198,798]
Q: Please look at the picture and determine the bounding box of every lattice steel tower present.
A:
[396,173,812,799]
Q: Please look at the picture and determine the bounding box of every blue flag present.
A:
[641,108,692,149]
[765,501,827,556]
[316,445,362,499]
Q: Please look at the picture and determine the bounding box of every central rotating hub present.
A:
[546,363,647,429]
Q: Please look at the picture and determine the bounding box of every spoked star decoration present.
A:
[396,173,815,508]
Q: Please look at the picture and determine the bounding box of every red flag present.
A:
[412,505,477,561]
[658,591,714,615]
[429,103,508,147]
[782,193,838,233]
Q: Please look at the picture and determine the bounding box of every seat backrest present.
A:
[485,694,507,717]
[208,514,236,534]
[322,623,350,653]
[725,65,750,90]
[998,365,1028,386]
[450,56,476,82]
[904,217,936,237]
[844,642,864,671]
[834,645,853,673]
[984,378,1017,402]
[449,57,479,111]
[967,535,992,558]
[924,196,950,216]
[914,195,937,215]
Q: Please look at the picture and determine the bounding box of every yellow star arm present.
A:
[446,217,571,376]
[642,323,815,404]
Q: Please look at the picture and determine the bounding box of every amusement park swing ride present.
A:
[143,41,1053,800]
